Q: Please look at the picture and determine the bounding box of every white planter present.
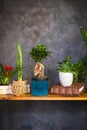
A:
[0,84,13,94]
[0,84,30,94]
[59,72,73,87]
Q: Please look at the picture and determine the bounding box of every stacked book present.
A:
[51,83,85,96]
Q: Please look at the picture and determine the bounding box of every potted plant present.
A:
[56,56,74,87]
[0,64,18,94]
[56,55,86,87]
[71,59,87,83]
[30,43,52,96]
[12,43,27,96]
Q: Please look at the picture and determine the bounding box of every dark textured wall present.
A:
[0,0,87,130]
[0,0,87,85]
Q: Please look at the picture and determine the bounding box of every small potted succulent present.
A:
[30,43,52,96]
[12,43,27,96]
[0,64,18,94]
[56,56,74,87]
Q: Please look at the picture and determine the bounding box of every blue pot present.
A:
[31,78,48,96]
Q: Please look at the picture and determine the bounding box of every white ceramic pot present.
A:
[0,84,13,94]
[0,84,30,95]
[59,72,73,87]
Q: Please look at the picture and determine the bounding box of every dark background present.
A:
[0,0,87,130]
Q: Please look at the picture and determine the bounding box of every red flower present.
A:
[4,65,13,77]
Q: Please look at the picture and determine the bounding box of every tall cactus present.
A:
[17,43,22,81]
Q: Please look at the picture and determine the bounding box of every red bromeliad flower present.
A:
[4,65,13,77]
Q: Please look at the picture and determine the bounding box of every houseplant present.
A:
[80,26,87,47]
[0,64,16,85]
[56,56,74,87]
[12,43,27,96]
[56,55,86,87]
[30,43,52,96]
[72,58,87,83]
[80,26,87,84]
[0,64,18,94]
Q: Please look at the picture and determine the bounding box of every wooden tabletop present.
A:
[0,92,87,100]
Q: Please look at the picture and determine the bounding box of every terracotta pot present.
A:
[12,80,27,96]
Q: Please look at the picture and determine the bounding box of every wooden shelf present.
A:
[0,92,87,100]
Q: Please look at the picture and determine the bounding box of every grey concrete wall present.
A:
[0,0,87,130]
[0,0,87,85]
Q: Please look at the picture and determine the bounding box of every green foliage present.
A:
[0,64,18,85]
[56,56,73,73]
[71,61,82,82]
[16,43,23,81]
[80,26,87,81]
[57,55,87,83]
[80,26,87,47]
[0,43,23,84]
[76,57,87,82]
[30,43,52,62]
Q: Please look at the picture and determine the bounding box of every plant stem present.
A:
[17,43,22,81]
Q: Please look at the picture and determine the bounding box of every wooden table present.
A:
[0,92,87,100]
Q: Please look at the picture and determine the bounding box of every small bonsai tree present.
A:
[30,43,52,79]
[30,43,52,62]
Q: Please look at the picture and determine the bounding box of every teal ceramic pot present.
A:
[31,78,48,96]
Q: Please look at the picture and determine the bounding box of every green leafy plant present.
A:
[80,26,87,81]
[56,56,82,83]
[16,43,23,81]
[57,55,87,82]
[56,56,73,73]
[80,26,87,47]
[30,43,52,62]
[71,61,83,82]
[0,64,18,85]
[56,26,87,83]
[75,57,87,82]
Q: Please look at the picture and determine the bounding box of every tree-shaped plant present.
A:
[30,43,52,79]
